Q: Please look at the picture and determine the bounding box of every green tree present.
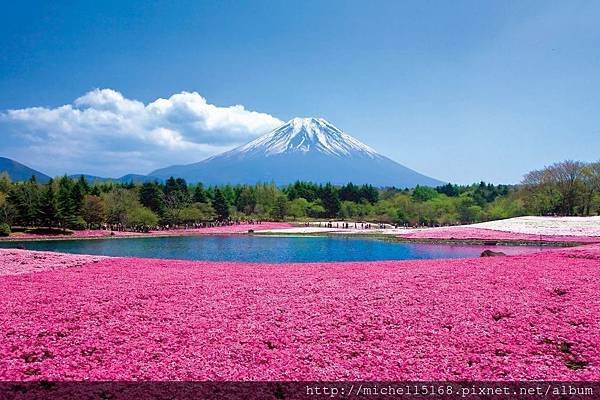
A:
[221,185,236,206]
[81,195,105,227]
[582,161,600,215]
[139,182,165,214]
[307,202,326,218]
[180,203,216,223]
[236,186,257,214]
[436,183,459,197]
[164,177,188,195]
[71,178,87,216]
[412,185,438,202]
[485,196,524,220]
[319,183,340,217]
[359,184,379,204]
[254,183,278,216]
[38,179,58,228]
[340,200,371,220]
[8,179,41,227]
[212,188,230,220]
[127,206,159,227]
[271,194,289,221]
[162,178,191,225]
[0,172,11,193]
[457,195,483,223]
[288,197,309,219]
[195,202,216,221]
[56,176,77,229]
[103,188,139,226]
[0,192,16,225]
[285,181,319,202]
[389,194,416,225]
[339,183,360,202]
[193,183,209,203]
[0,222,10,237]
[90,186,102,196]
[76,175,90,195]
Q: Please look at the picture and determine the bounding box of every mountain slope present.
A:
[151,118,444,187]
[0,157,51,183]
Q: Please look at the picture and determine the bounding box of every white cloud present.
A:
[0,89,283,177]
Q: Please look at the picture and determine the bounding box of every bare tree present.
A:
[521,160,586,215]
[548,161,585,215]
[521,168,559,215]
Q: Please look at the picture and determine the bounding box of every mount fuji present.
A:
[151,118,444,187]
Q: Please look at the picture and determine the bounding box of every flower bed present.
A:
[1,222,293,241]
[148,222,293,235]
[1,245,599,380]
[472,216,600,237]
[0,249,107,276]
[396,216,600,244]
[397,227,600,243]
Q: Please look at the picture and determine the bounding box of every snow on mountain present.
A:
[151,118,444,187]
[233,117,379,158]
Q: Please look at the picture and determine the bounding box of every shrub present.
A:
[0,223,10,237]
[127,207,159,227]
[68,216,88,231]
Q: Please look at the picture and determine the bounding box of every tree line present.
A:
[0,159,598,236]
[521,160,600,216]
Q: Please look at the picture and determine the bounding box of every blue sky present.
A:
[1,0,599,183]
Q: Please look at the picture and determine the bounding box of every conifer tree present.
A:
[77,175,90,194]
[57,176,76,229]
[8,179,41,227]
[90,186,101,196]
[71,179,86,216]
[139,182,165,214]
[320,183,340,217]
[39,179,58,228]
[193,183,209,203]
[212,188,230,220]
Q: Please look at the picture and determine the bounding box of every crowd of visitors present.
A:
[100,219,265,233]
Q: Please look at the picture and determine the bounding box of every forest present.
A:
[0,159,598,236]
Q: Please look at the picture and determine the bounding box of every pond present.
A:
[0,235,548,263]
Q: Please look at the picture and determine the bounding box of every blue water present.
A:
[0,235,545,262]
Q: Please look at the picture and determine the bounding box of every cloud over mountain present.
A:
[0,89,282,177]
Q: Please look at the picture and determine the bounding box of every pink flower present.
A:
[0,222,293,241]
[398,227,599,243]
[1,244,599,380]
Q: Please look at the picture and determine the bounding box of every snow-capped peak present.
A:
[233,117,381,158]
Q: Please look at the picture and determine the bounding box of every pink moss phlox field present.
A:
[0,249,107,276]
[397,227,600,243]
[1,222,293,241]
[1,245,599,380]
